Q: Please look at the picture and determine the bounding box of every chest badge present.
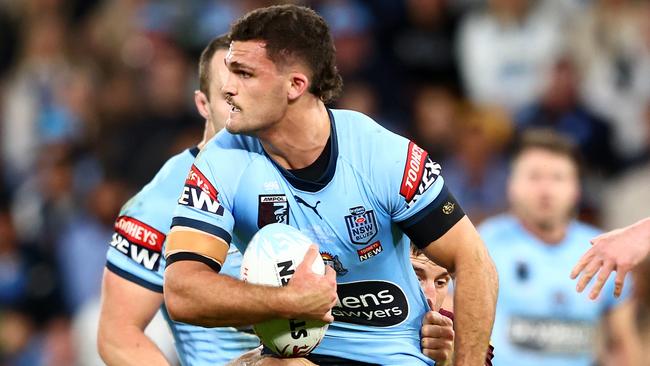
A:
[258,194,289,228]
[344,206,378,245]
[321,252,348,276]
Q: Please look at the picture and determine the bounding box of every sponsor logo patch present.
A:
[178,165,224,215]
[357,241,383,262]
[508,316,596,355]
[400,142,441,207]
[332,280,409,327]
[321,252,348,276]
[110,216,165,271]
[344,206,378,245]
[258,194,290,228]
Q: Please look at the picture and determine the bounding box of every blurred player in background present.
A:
[97,34,260,366]
[164,4,497,366]
[479,129,636,366]
[572,216,650,299]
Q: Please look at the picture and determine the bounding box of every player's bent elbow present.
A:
[97,322,122,363]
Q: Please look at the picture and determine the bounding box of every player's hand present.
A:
[286,244,337,323]
[571,225,650,299]
[421,308,454,364]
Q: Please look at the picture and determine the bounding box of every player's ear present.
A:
[287,72,309,101]
[194,90,211,120]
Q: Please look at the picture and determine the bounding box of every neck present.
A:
[197,120,216,150]
[259,99,330,170]
[518,215,568,245]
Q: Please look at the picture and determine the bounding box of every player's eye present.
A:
[236,70,252,78]
[435,278,448,288]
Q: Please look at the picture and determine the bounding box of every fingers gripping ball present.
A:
[241,223,328,357]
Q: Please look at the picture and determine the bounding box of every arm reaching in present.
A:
[571,217,650,299]
[422,216,498,366]
[97,269,170,366]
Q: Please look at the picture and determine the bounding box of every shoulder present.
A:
[332,108,411,167]
[120,149,195,229]
[197,129,264,175]
[568,220,602,241]
[478,214,519,241]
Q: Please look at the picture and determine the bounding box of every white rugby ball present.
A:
[241,223,329,357]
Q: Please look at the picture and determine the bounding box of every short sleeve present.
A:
[170,149,236,245]
[374,138,465,248]
[105,214,166,293]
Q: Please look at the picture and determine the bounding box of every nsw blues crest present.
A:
[344,206,378,245]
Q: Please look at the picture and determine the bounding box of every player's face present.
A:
[222,40,288,135]
[508,148,579,229]
[206,49,230,132]
[411,254,451,311]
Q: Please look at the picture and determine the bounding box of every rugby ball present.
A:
[240,223,329,357]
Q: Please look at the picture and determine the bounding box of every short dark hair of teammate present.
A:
[229,4,343,104]
[512,129,582,173]
[198,34,231,99]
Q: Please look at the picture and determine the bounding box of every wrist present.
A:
[269,286,298,319]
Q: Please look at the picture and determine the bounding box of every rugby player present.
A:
[164,5,497,365]
[97,34,260,366]
[479,130,635,366]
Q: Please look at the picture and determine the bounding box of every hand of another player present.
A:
[421,308,454,364]
[286,244,337,323]
[571,225,650,299]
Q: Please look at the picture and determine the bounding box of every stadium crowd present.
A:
[0,0,649,365]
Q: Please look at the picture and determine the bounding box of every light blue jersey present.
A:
[105,147,260,366]
[171,109,466,365]
[479,214,627,366]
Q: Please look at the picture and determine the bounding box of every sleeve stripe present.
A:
[170,217,232,244]
[166,252,223,273]
[398,185,451,228]
[106,261,163,293]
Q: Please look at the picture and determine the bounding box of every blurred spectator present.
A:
[410,84,459,160]
[515,56,620,175]
[0,205,64,323]
[56,179,129,313]
[10,146,78,247]
[602,100,650,231]
[378,0,462,92]
[1,15,80,186]
[571,0,650,159]
[443,104,512,223]
[458,0,562,111]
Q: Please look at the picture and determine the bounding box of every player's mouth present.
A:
[230,105,241,113]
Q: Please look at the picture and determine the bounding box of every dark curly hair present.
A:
[229,4,343,104]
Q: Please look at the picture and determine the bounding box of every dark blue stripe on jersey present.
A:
[265,108,339,192]
[398,184,465,249]
[189,146,200,157]
[261,347,379,365]
[105,261,163,293]
[171,217,232,244]
[166,252,222,273]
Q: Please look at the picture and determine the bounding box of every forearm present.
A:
[631,217,650,243]
[164,261,293,327]
[98,325,170,366]
[452,250,498,365]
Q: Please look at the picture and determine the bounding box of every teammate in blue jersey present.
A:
[97,35,261,366]
[479,130,636,366]
[163,5,498,366]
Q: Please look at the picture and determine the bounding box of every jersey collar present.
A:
[265,108,339,193]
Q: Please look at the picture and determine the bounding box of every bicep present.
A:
[99,268,164,330]
[421,216,487,274]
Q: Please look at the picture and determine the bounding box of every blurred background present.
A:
[0,0,649,365]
